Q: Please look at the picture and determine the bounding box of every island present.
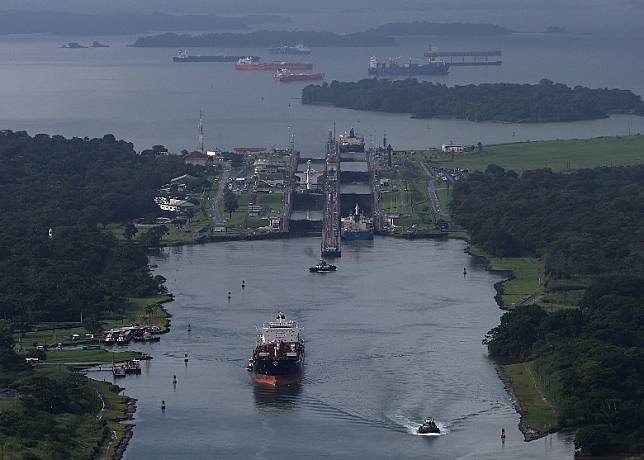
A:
[61,41,87,49]
[302,78,644,122]
[130,21,517,48]
[131,30,396,48]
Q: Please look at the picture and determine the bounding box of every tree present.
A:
[123,223,138,240]
[224,189,239,218]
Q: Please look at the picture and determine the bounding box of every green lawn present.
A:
[44,348,142,364]
[258,192,284,213]
[219,191,265,230]
[504,361,558,433]
[432,135,644,174]
[469,246,544,308]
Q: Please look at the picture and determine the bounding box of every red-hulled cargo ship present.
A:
[274,69,325,82]
[247,312,304,386]
[235,57,313,71]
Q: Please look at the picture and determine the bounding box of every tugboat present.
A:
[417,417,441,434]
[249,312,304,386]
[309,260,337,272]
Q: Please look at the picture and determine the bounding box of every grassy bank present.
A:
[90,379,134,460]
[43,348,142,364]
[431,135,644,174]
[504,361,558,434]
[468,246,544,308]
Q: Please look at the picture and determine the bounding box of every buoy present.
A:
[501,428,506,440]
[161,400,166,411]
[463,267,467,278]
[184,353,189,363]
[227,291,232,300]
[187,323,191,332]
[173,375,177,385]
[241,280,245,289]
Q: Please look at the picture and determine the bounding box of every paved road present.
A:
[212,165,230,225]
[420,161,451,224]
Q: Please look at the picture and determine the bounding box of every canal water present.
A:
[93,237,574,459]
[1,31,644,153]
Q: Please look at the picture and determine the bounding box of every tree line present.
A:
[450,164,644,277]
[451,164,644,454]
[302,78,644,122]
[0,130,188,325]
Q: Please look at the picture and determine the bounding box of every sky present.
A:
[0,0,641,32]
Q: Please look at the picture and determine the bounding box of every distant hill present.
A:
[369,21,515,36]
[0,11,290,35]
[131,30,396,48]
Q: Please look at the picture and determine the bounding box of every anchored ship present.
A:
[248,312,304,386]
[173,50,259,63]
[341,204,374,240]
[274,68,324,82]
[338,128,365,153]
[368,56,449,76]
[269,43,311,55]
[236,57,313,71]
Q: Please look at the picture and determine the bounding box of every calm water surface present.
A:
[0,32,643,152]
[91,237,574,459]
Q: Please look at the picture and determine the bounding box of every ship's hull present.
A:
[251,358,303,386]
[236,63,313,71]
[341,230,374,240]
[368,63,449,76]
[174,55,258,63]
[338,145,365,153]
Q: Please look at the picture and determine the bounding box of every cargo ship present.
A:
[173,50,259,63]
[274,68,324,82]
[247,312,304,386]
[236,57,313,71]
[269,43,311,55]
[338,128,365,153]
[368,56,449,76]
[341,204,374,240]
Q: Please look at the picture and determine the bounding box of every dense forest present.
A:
[486,278,644,454]
[450,165,644,277]
[302,78,644,122]
[452,165,644,454]
[0,130,188,324]
[0,12,289,35]
[368,21,514,36]
[131,30,396,47]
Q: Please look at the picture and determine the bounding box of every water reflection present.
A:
[253,384,303,411]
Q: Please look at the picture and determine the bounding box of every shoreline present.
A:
[464,242,554,441]
[92,295,174,459]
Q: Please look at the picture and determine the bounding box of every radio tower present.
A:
[198,110,204,155]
